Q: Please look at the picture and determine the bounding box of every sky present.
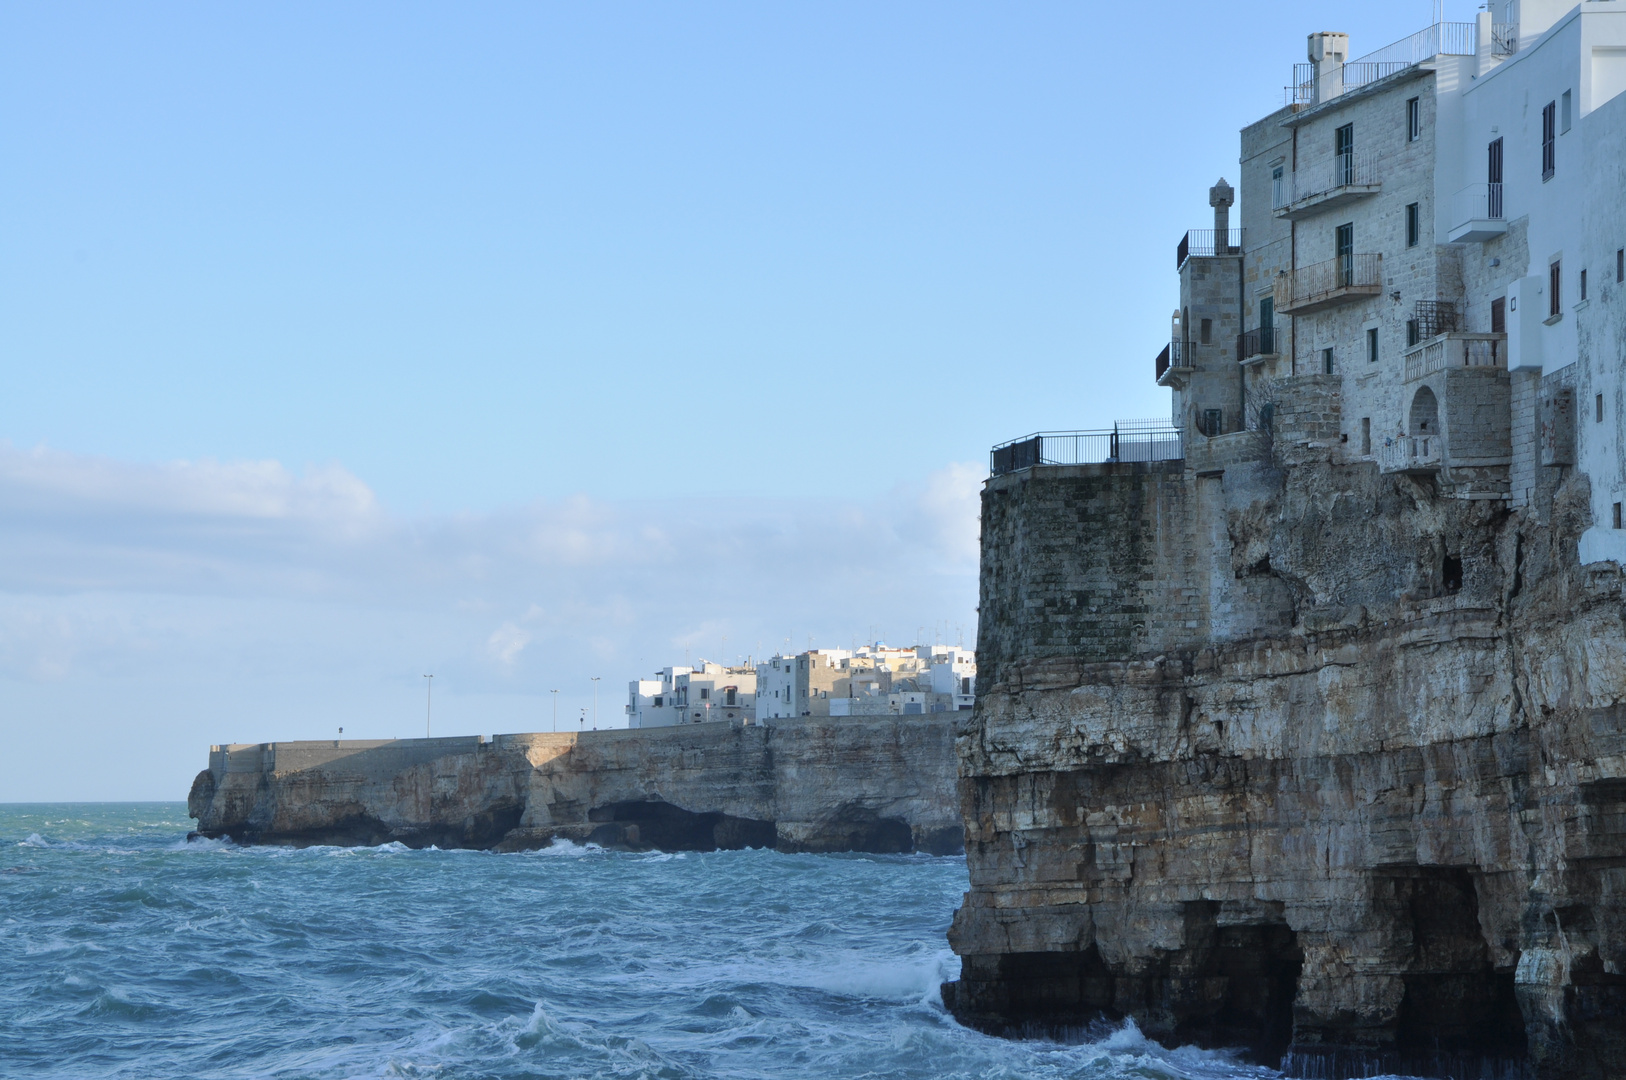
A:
[0,1,1472,800]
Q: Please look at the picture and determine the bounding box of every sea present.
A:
[0,804,1278,1080]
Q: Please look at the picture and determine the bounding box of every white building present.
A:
[626,662,757,728]
[1162,1,1626,567]
[758,644,975,720]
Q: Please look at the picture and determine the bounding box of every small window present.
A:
[1361,417,1372,455]
[1407,97,1421,141]
[1542,101,1556,180]
[1271,166,1285,207]
[1581,268,1588,301]
[1407,319,1420,347]
[1615,502,1623,530]
[1618,248,1624,284]
[1322,347,1334,374]
[1367,327,1379,363]
[1598,394,1605,423]
[1551,261,1563,317]
[654,696,663,707]
[699,687,709,700]
[1200,318,1212,344]
[1201,408,1223,437]
[1406,203,1420,247]
[1491,297,1506,333]
[1561,90,1572,133]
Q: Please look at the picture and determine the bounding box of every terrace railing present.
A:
[1403,333,1507,382]
[990,421,1183,476]
[1177,228,1244,268]
[1379,434,1443,474]
[1274,150,1380,210]
[1452,182,1505,226]
[1238,326,1279,362]
[1279,253,1383,312]
[1285,22,1477,108]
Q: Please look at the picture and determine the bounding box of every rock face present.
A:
[188,716,963,856]
[941,384,1626,1079]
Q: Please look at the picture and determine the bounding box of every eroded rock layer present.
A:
[188,717,962,856]
[942,387,1625,1079]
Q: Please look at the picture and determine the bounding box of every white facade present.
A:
[626,662,757,728]
[759,643,975,720]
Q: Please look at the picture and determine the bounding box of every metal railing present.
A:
[1451,182,1504,227]
[1403,333,1507,382]
[1177,228,1244,268]
[1491,23,1518,57]
[1285,22,1476,108]
[1155,344,1170,382]
[1379,434,1443,473]
[990,421,1183,475]
[1274,150,1379,210]
[1238,326,1278,361]
[1415,300,1461,339]
[1280,253,1383,310]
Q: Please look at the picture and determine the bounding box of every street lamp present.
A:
[591,677,600,730]
[551,689,559,733]
[423,674,433,738]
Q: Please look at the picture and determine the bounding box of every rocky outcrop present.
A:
[188,716,963,856]
[941,378,1626,1080]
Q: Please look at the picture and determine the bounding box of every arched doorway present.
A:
[1409,386,1439,436]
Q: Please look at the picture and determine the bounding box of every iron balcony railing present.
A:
[1414,300,1461,339]
[1451,182,1505,227]
[990,421,1183,476]
[1279,253,1383,311]
[1177,228,1244,268]
[1157,340,1205,380]
[1238,326,1278,362]
[1285,22,1477,108]
[1273,150,1380,210]
[1492,23,1518,57]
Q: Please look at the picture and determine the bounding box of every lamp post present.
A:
[550,689,559,733]
[591,677,600,730]
[423,674,433,738]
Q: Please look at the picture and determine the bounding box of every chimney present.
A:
[1308,31,1349,103]
[1210,179,1235,251]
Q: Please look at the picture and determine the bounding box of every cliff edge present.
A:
[188,717,963,856]
[940,379,1625,1079]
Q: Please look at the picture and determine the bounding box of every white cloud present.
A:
[0,443,982,798]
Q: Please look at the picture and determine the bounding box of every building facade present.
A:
[757,644,975,721]
[625,662,757,728]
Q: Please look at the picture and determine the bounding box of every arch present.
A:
[1409,385,1439,436]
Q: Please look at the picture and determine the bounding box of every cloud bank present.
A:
[0,443,980,800]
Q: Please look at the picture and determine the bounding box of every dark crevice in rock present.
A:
[586,799,777,852]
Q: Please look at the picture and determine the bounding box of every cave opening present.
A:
[1393,867,1527,1074]
[587,800,777,852]
[1442,553,1464,593]
[1167,900,1303,1064]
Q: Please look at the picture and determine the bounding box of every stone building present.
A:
[756,644,975,720]
[625,662,757,728]
[945,6,1626,1079]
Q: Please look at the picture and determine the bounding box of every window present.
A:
[1200,408,1223,437]
[1336,222,1354,285]
[699,688,709,700]
[1407,319,1420,347]
[1615,502,1623,530]
[1619,248,1624,284]
[1551,261,1563,317]
[1542,101,1556,180]
[1599,394,1605,423]
[1491,297,1506,333]
[654,696,663,707]
[1361,417,1372,455]
[1562,90,1572,133]
[1581,268,1588,301]
[1335,123,1355,184]
[1407,97,1421,141]
[1488,138,1504,217]
[1271,166,1285,208]
[1406,203,1420,247]
[1200,318,1212,344]
[1367,327,1379,363]
[1322,347,1335,374]
[1259,297,1275,354]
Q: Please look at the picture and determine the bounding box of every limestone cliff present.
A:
[941,379,1625,1079]
[188,717,963,856]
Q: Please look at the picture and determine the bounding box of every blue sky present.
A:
[1,1,1467,799]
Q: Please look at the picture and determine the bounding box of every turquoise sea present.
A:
[0,803,1272,1080]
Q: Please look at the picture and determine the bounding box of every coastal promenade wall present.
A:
[188,716,963,855]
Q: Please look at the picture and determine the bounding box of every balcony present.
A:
[1284,22,1477,109]
[1237,326,1280,365]
[1379,434,1443,474]
[1177,228,1244,269]
[990,422,1183,476]
[1274,151,1381,219]
[1156,340,1200,387]
[1404,333,1507,382]
[1447,183,1507,243]
[1276,253,1383,314]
